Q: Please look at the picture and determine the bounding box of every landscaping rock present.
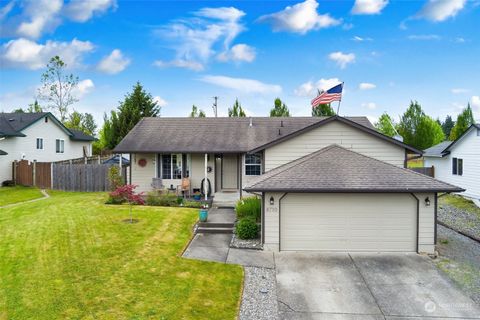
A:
[239,267,279,320]
[438,204,480,240]
[230,233,263,250]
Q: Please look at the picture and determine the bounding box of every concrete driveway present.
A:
[275,252,480,320]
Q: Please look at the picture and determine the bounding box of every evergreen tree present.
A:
[375,113,397,137]
[441,115,455,139]
[103,82,160,149]
[189,105,206,117]
[312,104,335,116]
[449,104,475,140]
[228,99,246,117]
[269,98,290,117]
[64,111,97,136]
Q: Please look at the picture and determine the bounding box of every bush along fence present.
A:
[12,159,128,192]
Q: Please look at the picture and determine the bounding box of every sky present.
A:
[0,0,479,128]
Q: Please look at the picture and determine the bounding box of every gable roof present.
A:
[113,116,421,154]
[244,144,463,193]
[424,123,480,158]
[0,112,94,141]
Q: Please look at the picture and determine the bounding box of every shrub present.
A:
[1,180,15,187]
[236,218,259,240]
[183,201,206,208]
[108,166,123,191]
[236,197,261,221]
[107,184,144,205]
[145,192,179,207]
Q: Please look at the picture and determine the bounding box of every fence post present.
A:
[12,161,17,184]
[431,165,435,178]
[32,160,37,187]
[51,162,54,189]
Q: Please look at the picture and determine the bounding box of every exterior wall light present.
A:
[425,197,431,207]
[269,196,274,205]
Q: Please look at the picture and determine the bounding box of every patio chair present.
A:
[176,178,191,198]
[151,178,164,191]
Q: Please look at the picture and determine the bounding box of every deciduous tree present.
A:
[228,99,246,117]
[375,113,397,137]
[189,105,206,117]
[312,104,335,116]
[269,98,290,117]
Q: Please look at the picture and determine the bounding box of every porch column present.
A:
[204,153,208,201]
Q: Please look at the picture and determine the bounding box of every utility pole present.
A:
[212,96,218,117]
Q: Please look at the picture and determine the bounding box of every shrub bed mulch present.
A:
[438,204,480,242]
[230,233,262,250]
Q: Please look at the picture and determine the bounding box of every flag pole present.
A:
[336,82,344,115]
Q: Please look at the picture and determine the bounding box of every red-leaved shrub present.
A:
[107,184,144,205]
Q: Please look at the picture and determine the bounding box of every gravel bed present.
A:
[434,225,480,304]
[230,233,263,250]
[239,267,279,320]
[438,204,480,240]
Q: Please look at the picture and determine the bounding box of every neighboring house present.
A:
[0,112,95,183]
[114,115,462,254]
[424,123,480,200]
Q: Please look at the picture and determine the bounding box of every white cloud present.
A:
[407,34,441,40]
[217,44,256,62]
[342,23,354,30]
[73,79,95,98]
[359,83,376,90]
[328,51,355,69]
[200,75,282,94]
[352,36,373,42]
[351,0,389,15]
[1,38,94,70]
[258,0,341,34]
[153,96,168,107]
[451,88,469,94]
[294,78,342,97]
[153,59,204,71]
[361,102,377,110]
[416,0,466,22]
[64,0,116,22]
[17,0,63,39]
[0,1,14,21]
[154,6,252,70]
[97,49,130,74]
[471,96,480,110]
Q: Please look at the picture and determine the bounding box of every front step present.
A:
[196,226,234,234]
[197,222,234,228]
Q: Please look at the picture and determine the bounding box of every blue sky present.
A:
[1,0,479,127]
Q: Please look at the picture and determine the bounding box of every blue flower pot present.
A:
[194,194,201,201]
[199,209,208,222]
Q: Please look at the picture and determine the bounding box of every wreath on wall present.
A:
[138,158,147,167]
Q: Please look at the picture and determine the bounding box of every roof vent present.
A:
[249,117,253,127]
[280,120,284,127]
[8,118,14,122]
[278,128,281,135]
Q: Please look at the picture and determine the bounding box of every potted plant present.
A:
[193,191,201,201]
[199,204,209,222]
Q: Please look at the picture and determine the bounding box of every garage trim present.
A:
[410,193,420,253]
[278,193,288,252]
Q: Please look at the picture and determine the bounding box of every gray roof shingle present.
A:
[423,141,452,157]
[113,116,420,154]
[244,144,463,193]
[0,149,7,155]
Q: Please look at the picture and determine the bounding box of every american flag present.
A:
[311,83,343,107]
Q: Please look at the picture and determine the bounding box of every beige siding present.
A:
[264,121,405,170]
[131,153,156,193]
[264,192,436,254]
[190,154,215,193]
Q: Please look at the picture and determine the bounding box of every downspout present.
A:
[410,193,420,253]
[278,193,288,251]
[434,193,438,245]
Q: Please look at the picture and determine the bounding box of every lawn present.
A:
[0,186,44,206]
[440,194,480,219]
[0,191,243,319]
[406,158,424,168]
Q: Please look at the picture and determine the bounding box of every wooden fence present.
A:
[13,160,127,192]
[410,166,435,177]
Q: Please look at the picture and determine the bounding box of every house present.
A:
[424,123,480,200]
[0,112,95,183]
[114,115,463,254]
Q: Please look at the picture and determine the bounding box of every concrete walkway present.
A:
[212,191,240,208]
[182,233,274,268]
[0,189,49,209]
[205,207,236,224]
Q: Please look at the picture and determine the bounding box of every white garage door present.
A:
[281,193,417,252]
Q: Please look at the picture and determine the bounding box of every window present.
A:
[452,157,463,176]
[55,139,64,153]
[36,138,43,150]
[245,153,262,176]
[161,154,183,179]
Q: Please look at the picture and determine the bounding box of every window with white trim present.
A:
[36,138,43,150]
[55,139,64,153]
[161,154,182,179]
[245,153,262,176]
[452,157,463,176]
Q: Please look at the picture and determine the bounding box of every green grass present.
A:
[0,186,44,206]
[407,158,424,168]
[0,191,243,319]
[435,258,479,294]
[440,194,480,219]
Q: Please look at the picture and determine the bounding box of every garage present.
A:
[280,193,417,251]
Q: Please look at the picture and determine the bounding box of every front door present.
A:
[222,154,238,189]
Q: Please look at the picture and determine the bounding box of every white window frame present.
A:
[160,154,183,180]
[36,138,43,150]
[245,153,262,176]
[56,139,64,154]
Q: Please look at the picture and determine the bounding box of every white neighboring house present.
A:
[424,123,480,200]
[0,112,95,183]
